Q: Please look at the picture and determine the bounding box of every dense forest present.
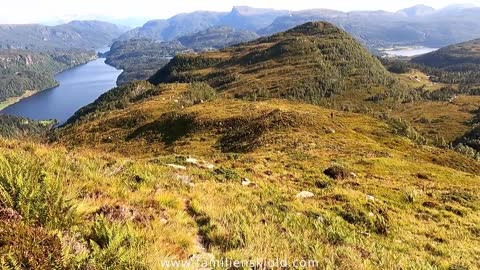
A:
[105,39,188,85]
[177,26,259,50]
[0,115,55,138]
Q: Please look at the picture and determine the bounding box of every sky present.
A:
[0,0,478,24]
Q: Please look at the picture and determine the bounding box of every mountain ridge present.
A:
[0,20,129,51]
[117,5,480,49]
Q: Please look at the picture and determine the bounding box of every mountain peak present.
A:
[149,20,394,106]
[398,4,435,17]
[230,6,279,15]
[284,21,342,36]
[441,3,476,10]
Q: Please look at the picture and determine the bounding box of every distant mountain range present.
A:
[0,21,129,51]
[118,5,480,49]
[117,6,288,42]
[2,5,480,51]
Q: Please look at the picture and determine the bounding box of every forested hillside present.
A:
[0,115,55,138]
[105,39,188,85]
[105,27,259,85]
[412,38,480,84]
[177,26,259,50]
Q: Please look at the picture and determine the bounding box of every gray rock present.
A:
[296,191,314,199]
[241,178,251,186]
[166,164,187,170]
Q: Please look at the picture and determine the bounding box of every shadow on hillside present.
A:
[126,112,196,145]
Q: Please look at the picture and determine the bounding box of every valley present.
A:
[1,57,122,124]
[0,49,98,105]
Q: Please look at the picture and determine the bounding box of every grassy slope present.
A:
[6,81,478,269]
[2,22,480,269]
[408,39,480,154]
[147,19,480,150]
[393,95,480,142]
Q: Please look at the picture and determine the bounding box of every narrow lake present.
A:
[383,47,438,57]
[0,57,122,124]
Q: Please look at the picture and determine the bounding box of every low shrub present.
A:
[182,82,217,106]
[0,222,63,269]
[324,166,354,180]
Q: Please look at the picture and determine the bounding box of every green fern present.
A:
[0,153,76,229]
[64,215,147,270]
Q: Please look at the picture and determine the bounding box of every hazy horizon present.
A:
[0,0,479,25]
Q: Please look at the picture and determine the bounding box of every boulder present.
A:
[241,178,251,186]
[166,164,187,170]
[186,157,199,165]
[198,163,215,170]
[296,191,314,199]
[324,165,356,180]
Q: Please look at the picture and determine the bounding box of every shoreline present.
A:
[379,46,439,58]
[0,90,37,110]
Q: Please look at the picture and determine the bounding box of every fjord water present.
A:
[0,58,122,124]
[384,47,438,57]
